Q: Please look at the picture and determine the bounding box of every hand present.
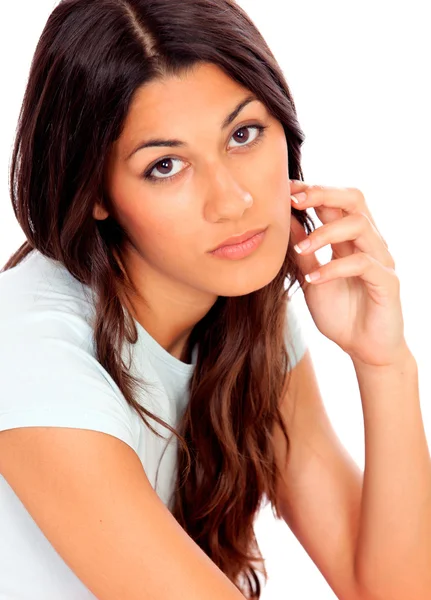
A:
[289,180,408,367]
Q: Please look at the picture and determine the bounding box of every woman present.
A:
[0,1,427,599]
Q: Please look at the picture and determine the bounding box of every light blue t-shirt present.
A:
[0,249,307,600]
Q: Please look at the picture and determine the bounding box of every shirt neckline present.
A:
[134,318,197,376]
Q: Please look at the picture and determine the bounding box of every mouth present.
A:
[209,227,268,252]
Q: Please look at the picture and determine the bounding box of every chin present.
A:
[210,251,287,298]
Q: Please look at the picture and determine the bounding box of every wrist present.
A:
[352,343,417,375]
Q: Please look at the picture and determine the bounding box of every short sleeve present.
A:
[0,312,138,453]
[284,299,308,370]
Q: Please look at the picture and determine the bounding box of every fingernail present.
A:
[305,271,321,282]
[294,238,311,253]
[291,192,307,204]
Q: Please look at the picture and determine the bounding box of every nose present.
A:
[203,161,254,221]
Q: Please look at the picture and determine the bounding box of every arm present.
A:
[273,347,431,600]
[272,349,366,599]
[352,349,431,600]
[0,426,245,600]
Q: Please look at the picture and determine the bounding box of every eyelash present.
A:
[142,123,269,185]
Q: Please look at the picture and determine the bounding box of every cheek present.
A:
[108,170,182,243]
[127,209,172,246]
[261,149,291,224]
[120,200,194,260]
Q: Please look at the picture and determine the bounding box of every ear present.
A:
[93,202,109,221]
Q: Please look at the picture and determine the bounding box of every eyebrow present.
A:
[126,94,259,161]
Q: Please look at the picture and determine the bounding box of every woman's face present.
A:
[95,62,292,309]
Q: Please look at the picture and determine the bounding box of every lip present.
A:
[210,227,268,252]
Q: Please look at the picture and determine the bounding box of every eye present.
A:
[228,124,266,149]
[142,123,268,185]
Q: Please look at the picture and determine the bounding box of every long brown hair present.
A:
[1,0,316,597]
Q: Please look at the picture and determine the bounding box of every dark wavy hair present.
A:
[1,0,316,597]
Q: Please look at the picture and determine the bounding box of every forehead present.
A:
[122,63,264,133]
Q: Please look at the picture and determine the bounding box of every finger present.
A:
[289,179,313,190]
[292,185,385,241]
[294,212,395,268]
[290,214,322,285]
[304,252,399,293]
[291,185,390,255]
[291,189,350,258]
[291,184,346,233]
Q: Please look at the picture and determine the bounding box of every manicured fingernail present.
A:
[305,271,321,282]
[291,192,307,204]
[294,238,311,254]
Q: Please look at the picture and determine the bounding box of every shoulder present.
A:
[0,250,98,370]
[0,250,139,453]
[0,249,95,334]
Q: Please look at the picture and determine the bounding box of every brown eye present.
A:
[228,124,264,148]
[153,158,174,176]
[143,124,268,185]
[232,126,252,143]
[144,157,186,183]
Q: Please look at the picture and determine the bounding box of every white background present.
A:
[1,1,430,598]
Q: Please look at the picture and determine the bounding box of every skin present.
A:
[93,62,292,362]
